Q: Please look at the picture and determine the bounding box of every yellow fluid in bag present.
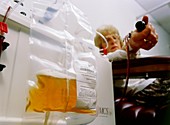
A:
[26,74,96,114]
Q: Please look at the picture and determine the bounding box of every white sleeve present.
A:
[104,49,127,61]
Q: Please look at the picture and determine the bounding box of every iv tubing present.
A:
[95,31,108,52]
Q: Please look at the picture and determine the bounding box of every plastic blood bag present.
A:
[25,0,99,124]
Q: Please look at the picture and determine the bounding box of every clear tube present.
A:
[95,30,108,53]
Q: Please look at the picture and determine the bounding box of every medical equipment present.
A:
[0,0,25,71]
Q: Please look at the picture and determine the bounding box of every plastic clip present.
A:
[0,22,8,33]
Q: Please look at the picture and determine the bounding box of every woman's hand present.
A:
[129,16,158,51]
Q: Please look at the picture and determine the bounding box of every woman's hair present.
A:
[94,25,123,49]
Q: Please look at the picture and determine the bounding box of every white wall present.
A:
[0,0,170,124]
[70,0,144,36]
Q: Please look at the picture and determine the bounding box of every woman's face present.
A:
[102,34,122,53]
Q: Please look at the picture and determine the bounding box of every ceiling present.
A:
[135,0,170,35]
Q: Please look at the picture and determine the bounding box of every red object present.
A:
[103,48,107,55]
[0,22,8,33]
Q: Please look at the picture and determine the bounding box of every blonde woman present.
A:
[94,16,158,61]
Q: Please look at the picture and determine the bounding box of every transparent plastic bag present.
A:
[24,0,99,124]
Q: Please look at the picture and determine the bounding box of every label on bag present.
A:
[74,60,97,109]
